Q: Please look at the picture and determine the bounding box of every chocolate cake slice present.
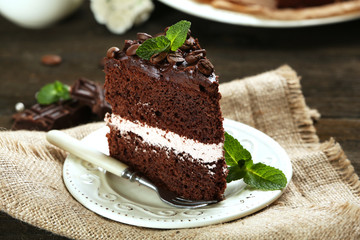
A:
[104,24,227,201]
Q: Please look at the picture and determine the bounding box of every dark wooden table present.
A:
[1,2,359,239]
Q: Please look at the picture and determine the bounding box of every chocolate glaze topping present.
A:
[106,28,219,93]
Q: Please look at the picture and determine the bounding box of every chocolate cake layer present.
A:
[104,57,223,144]
[107,124,227,201]
[104,31,223,144]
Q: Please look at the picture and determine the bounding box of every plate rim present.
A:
[63,118,292,229]
[158,0,360,28]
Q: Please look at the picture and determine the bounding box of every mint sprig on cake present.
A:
[135,20,191,60]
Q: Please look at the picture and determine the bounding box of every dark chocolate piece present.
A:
[12,100,92,131]
[12,78,111,131]
[70,77,111,119]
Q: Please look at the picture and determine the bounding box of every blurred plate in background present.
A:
[158,0,360,28]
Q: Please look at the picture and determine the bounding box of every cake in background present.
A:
[197,0,360,20]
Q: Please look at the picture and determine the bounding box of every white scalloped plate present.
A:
[158,0,360,28]
[63,118,292,229]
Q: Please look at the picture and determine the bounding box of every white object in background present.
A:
[90,0,154,34]
[0,0,84,29]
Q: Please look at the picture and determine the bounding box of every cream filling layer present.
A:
[106,113,223,163]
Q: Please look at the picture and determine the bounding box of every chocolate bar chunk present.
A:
[12,100,92,131]
[70,77,111,118]
[12,78,112,131]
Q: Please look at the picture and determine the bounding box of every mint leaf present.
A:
[224,132,287,191]
[224,132,252,167]
[135,20,191,60]
[165,20,191,51]
[244,163,287,190]
[136,36,170,60]
[227,165,246,182]
[36,81,71,105]
[54,80,70,100]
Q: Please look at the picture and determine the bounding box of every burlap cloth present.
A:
[1,65,359,239]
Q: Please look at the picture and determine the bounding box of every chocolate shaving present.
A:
[180,37,196,51]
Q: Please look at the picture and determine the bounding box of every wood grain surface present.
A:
[0,2,359,239]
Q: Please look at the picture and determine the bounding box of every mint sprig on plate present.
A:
[36,80,71,105]
[224,132,287,190]
[136,20,191,60]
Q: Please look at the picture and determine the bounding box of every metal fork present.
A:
[46,130,217,208]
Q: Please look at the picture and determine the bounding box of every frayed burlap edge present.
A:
[276,65,360,198]
[276,65,319,145]
[321,139,360,197]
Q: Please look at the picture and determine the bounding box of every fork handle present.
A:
[46,130,128,177]
[122,168,157,191]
